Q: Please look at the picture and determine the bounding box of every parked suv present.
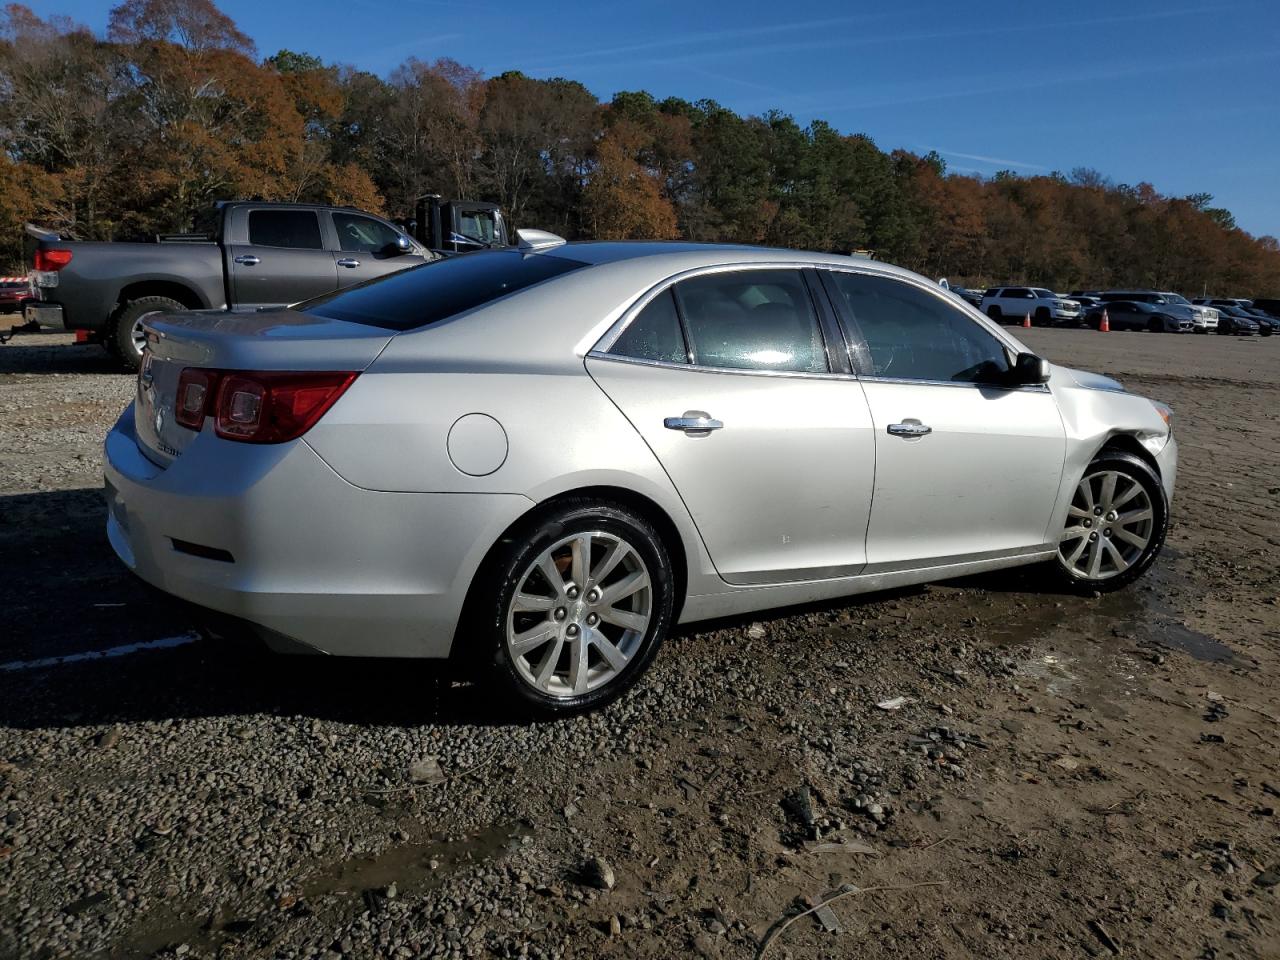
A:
[1099,291,1216,333]
[980,287,1081,325]
[1251,298,1280,319]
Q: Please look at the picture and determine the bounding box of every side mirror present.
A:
[1009,352,1050,386]
[382,235,413,256]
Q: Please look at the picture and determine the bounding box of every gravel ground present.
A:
[1,329,1278,960]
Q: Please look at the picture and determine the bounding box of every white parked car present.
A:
[980,287,1081,326]
[105,240,1176,714]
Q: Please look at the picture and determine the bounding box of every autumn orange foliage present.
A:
[1,1,1277,297]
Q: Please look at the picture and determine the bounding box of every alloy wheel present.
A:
[1058,470,1154,580]
[130,318,147,358]
[505,531,652,698]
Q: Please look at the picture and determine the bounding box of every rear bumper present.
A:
[104,404,534,658]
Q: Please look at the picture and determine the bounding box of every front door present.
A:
[227,208,338,310]
[821,269,1066,569]
[329,211,427,288]
[588,268,876,585]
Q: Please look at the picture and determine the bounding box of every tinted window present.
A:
[829,272,1011,383]
[673,270,826,373]
[333,212,402,253]
[609,289,688,364]
[248,210,323,250]
[303,250,587,330]
[986,288,1003,298]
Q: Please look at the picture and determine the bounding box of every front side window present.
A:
[247,210,323,250]
[608,289,688,364]
[828,271,1011,383]
[333,213,402,253]
[672,269,827,373]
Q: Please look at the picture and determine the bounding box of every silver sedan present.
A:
[104,237,1177,713]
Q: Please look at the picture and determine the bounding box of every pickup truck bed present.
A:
[27,202,430,369]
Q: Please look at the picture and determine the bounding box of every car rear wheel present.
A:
[987,306,1002,322]
[1054,452,1166,592]
[472,500,675,715]
[109,296,184,372]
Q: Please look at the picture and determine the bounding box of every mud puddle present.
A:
[109,823,526,959]
[984,561,1237,714]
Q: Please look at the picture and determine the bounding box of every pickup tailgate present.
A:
[134,308,394,467]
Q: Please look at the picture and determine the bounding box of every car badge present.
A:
[154,408,165,434]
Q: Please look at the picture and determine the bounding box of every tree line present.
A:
[2,0,1278,296]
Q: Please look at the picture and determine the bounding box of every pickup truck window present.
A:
[248,210,323,250]
[302,250,588,331]
[334,213,401,253]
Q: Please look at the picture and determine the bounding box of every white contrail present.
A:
[0,633,199,672]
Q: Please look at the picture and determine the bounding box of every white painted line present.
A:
[0,632,200,673]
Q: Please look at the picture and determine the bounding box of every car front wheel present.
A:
[472,500,675,715]
[1055,452,1167,591]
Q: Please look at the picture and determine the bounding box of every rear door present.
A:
[587,267,876,585]
[226,208,338,309]
[328,211,428,288]
[821,269,1066,569]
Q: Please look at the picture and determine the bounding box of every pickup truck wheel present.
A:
[109,297,184,372]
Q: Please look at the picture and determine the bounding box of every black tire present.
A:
[987,306,1003,322]
[108,296,184,372]
[1147,316,1162,333]
[466,499,675,716]
[1050,451,1167,593]
[1035,306,1051,326]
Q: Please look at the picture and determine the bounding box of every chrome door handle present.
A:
[337,258,360,268]
[887,420,932,438]
[234,255,260,266]
[664,413,723,434]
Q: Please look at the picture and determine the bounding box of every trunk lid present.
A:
[134,308,394,467]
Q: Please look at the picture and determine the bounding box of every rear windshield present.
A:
[303,250,588,330]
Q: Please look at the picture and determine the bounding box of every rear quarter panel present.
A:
[43,240,225,329]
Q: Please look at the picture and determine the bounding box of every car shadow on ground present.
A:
[0,488,542,730]
[0,336,123,375]
[0,486,1072,733]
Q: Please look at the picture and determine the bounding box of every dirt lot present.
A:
[1,328,1278,960]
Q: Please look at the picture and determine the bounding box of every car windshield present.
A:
[301,250,588,330]
[1032,289,1054,298]
[1160,293,1190,305]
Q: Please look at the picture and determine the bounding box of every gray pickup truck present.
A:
[25,202,434,369]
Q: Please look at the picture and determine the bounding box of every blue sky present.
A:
[31,0,1280,236]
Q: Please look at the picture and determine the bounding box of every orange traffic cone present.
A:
[1022,312,1032,328]
[1099,310,1110,333]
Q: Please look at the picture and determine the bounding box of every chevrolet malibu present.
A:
[105,236,1177,714]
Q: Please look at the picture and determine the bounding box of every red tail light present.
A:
[33,248,73,271]
[174,368,218,430]
[171,369,357,443]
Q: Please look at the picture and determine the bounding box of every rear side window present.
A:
[673,269,827,373]
[248,210,323,250]
[609,289,688,364]
[303,250,587,330]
